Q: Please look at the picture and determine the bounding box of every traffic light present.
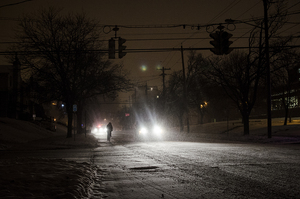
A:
[209,31,233,55]
[108,38,115,59]
[118,37,127,58]
[209,31,221,55]
[221,31,233,55]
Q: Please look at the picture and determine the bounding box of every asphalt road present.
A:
[92,130,300,199]
[2,130,299,198]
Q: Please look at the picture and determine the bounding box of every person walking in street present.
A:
[106,122,113,141]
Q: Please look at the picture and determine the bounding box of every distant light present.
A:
[141,65,147,71]
[61,104,64,107]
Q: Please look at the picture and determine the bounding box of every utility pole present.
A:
[157,67,171,98]
[181,45,189,133]
[263,0,272,138]
[145,82,148,96]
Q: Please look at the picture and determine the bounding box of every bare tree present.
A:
[272,49,300,125]
[166,70,185,131]
[165,51,213,130]
[10,7,130,138]
[186,51,211,124]
[208,51,261,135]
[206,0,293,135]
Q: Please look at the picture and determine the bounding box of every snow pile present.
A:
[0,118,104,198]
[0,158,101,199]
[0,117,99,150]
[169,118,300,144]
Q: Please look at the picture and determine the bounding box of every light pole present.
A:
[181,45,189,133]
[225,0,272,138]
[263,0,272,138]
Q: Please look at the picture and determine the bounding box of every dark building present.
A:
[0,60,22,118]
[271,66,300,118]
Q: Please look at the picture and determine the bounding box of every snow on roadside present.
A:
[0,118,104,198]
[0,117,99,150]
[169,118,300,144]
[0,158,103,199]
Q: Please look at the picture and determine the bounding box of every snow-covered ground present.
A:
[0,117,300,198]
[173,118,300,144]
[0,117,102,199]
[0,158,101,198]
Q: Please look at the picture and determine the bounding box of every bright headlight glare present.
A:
[92,128,98,134]
[153,125,162,134]
[140,127,148,134]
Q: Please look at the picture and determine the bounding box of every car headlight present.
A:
[139,127,148,134]
[153,125,163,134]
[92,128,98,134]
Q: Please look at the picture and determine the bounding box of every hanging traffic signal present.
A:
[209,31,233,55]
[118,37,127,58]
[108,38,115,59]
[209,31,221,55]
[221,31,233,55]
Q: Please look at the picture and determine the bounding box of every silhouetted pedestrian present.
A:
[106,122,113,141]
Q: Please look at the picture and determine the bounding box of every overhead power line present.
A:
[0,0,32,9]
[1,45,300,55]
[2,35,299,45]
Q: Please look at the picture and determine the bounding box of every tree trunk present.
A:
[198,107,204,124]
[179,113,184,132]
[77,104,83,134]
[66,101,74,138]
[284,106,288,126]
[67,108,73,138]
[200,113,204,124]
[243,112,250,135]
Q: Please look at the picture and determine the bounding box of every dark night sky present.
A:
[1,0,300,102]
